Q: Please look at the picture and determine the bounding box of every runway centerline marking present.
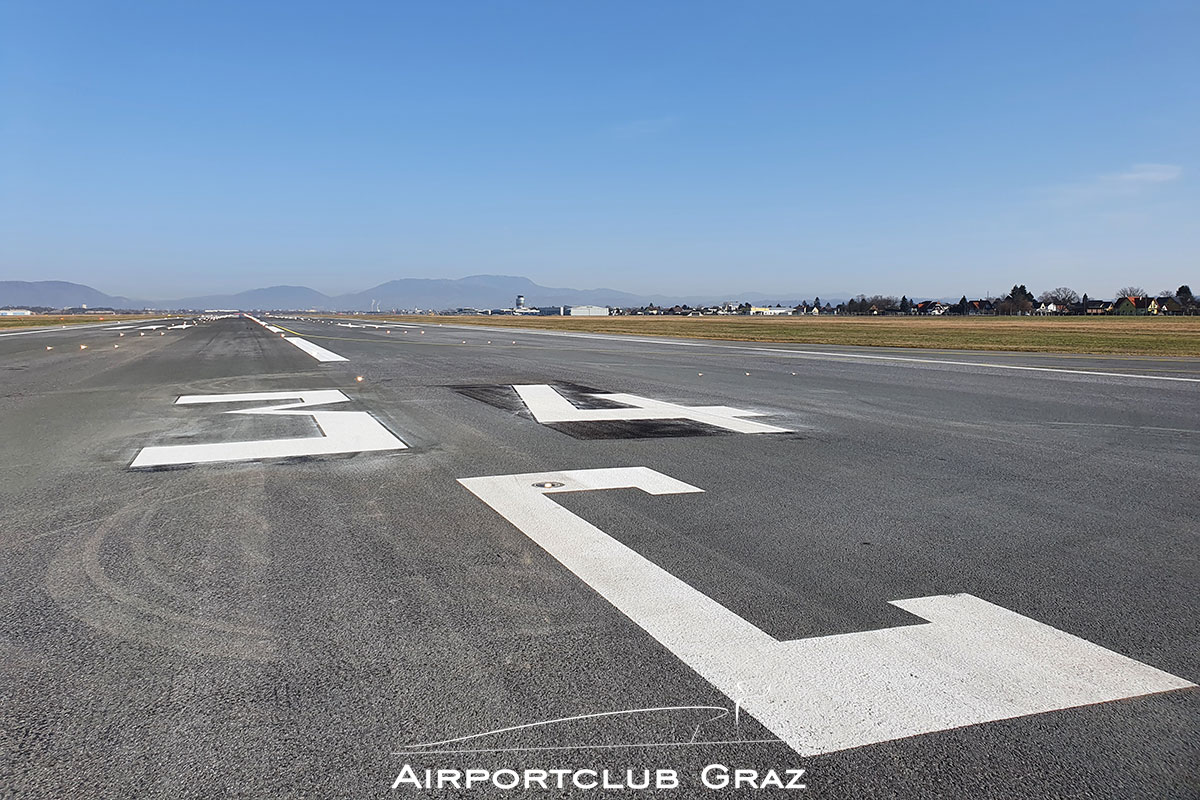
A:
[514,384,789,434]
[460,466,1195,757]
[282,336,349,362]
[245,314,349,362]
[130,389,406,467]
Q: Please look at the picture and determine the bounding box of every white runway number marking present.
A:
[513,384,789,434]
[460,467,1195,757]
[131,390,407,467]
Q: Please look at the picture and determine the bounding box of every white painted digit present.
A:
[459,467,1194,756]
[513,385,789,434]
[131,390,407,467]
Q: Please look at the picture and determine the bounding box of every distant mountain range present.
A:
[0,276,843,312]
[0,280,143,310]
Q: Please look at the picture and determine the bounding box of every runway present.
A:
[1,315,1196,798]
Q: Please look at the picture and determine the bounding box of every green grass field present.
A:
[355,314,1200,357]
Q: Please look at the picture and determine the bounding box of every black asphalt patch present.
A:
[452,382,730,439]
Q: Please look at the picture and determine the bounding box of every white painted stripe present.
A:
[0,320,183,338]
[0,322,128,337]
[175,390,348,406]
[744,346,1200,384]
[434,324,1200,384]
[131,390,405,466]
[460,467,1195,757]
[284,336,348,362]
[513,384,789,433]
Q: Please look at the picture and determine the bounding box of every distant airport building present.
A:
[495,300,540,315]
[0,309,33,316]
[748,306,793,316]
[569,305,610,316]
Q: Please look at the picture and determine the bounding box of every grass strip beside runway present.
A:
[0,314,163,329]
[346,314,1200,357]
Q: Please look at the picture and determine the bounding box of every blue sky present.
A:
[1,1,1196,300]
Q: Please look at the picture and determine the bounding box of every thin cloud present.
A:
[1111,163,1182,183]
[1041,162,1183,205]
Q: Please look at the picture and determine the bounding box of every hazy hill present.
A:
[335,275,646,310]
[171,285,334,311]
[0,280,141,309]
[0,277,843,311]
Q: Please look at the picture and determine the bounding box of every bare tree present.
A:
[1115,286,1146,298]
[1038,287,1080,305]
[865,295,899,310]
[1055,287,1079,304]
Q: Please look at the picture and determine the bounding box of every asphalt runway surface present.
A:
[1,315,1197,798]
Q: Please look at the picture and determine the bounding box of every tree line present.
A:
[838,284,1195,315]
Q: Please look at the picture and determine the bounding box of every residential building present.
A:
[1114,296,1158,315]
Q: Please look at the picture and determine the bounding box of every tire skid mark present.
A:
[45,479,278,661]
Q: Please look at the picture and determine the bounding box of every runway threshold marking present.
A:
[130,390,406,467]
[513,384,790,434]
[460,466,1195,757]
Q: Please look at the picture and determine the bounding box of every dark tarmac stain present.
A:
[127,451,400,472]
[545,419,726,439]
[452,384,528,414]
[451,382,732,440]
